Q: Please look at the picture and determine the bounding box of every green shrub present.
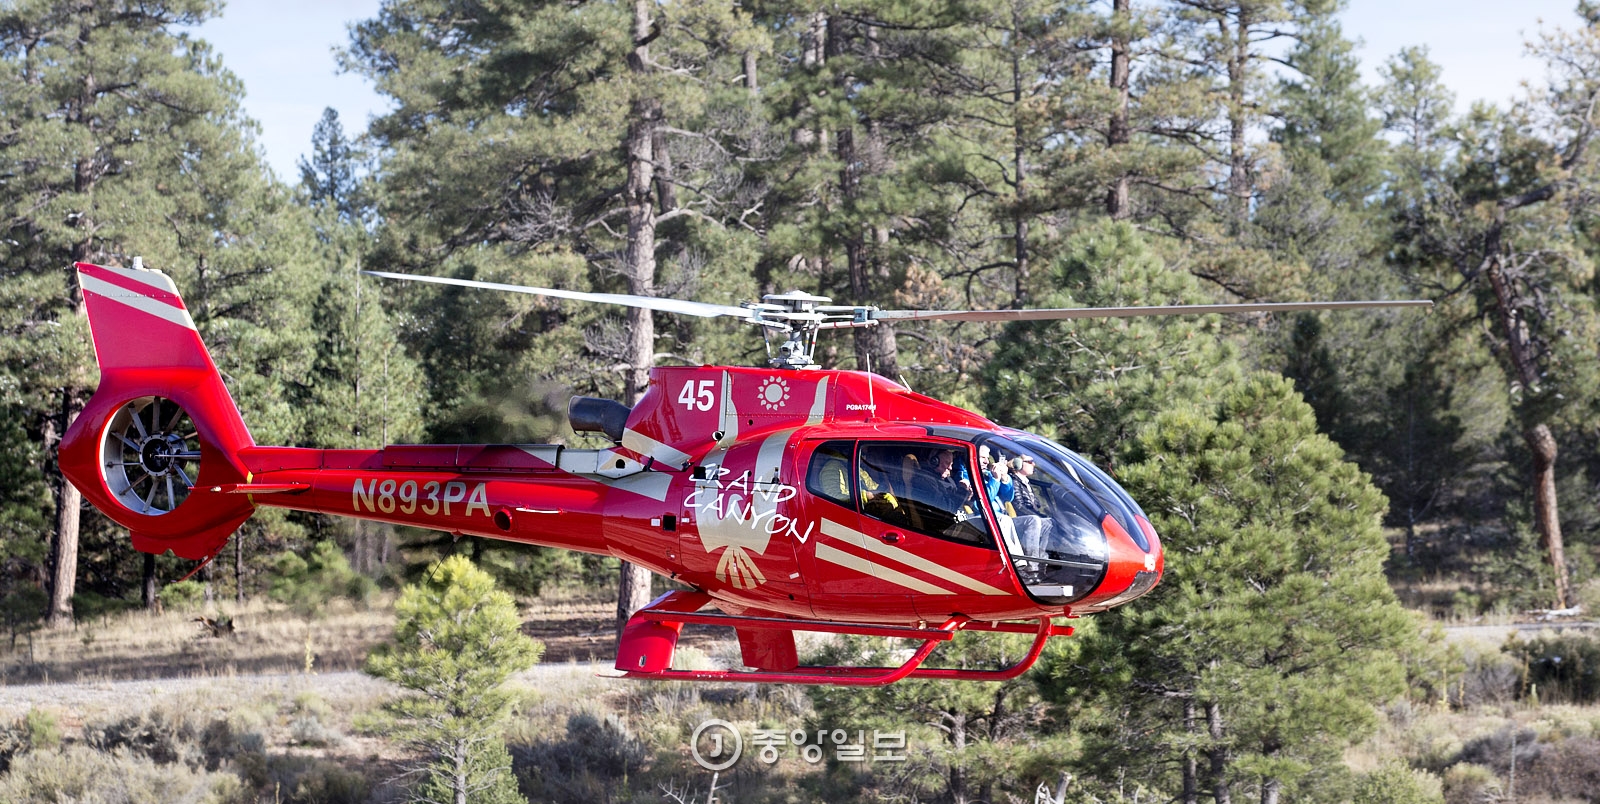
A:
[1455,725,1540,776]
[1440,763,1500,804]
[1353,761,1444,804]
[289,761,369,804]
[285,691,341,746]
[160,580,207,612]
[511,711,650,801]
[1577,578,1600,616]
[1455,650,1519,707]
[0,745,243,804]
[21,710,57,753]
[1522,737,1600,801]
[1504,631,1600,703]
[0,585,47,649]
[0,709,59,774]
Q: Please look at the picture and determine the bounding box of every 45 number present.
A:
[677,379,717,412]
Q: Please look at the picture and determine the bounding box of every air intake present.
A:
[568,396,631,442]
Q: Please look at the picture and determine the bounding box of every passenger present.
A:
[860,466,901,521]
[965,445,1015,514]
[1009,454,1052,577]
[816,453,851,503]
[1012,455,1043,515]
[817,449,900,518]
[920,448,973,513]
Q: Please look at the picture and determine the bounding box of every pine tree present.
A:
[298,107,366,222]
[1042,373,1416,803]
[982,222,1237,465]
[348,0,768,634]
[0,0,320,623]
[366,555,541,804]
[1385,17,1600,608]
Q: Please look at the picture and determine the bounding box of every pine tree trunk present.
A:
[837,22,898,379]
[793,13,828,153]
[1011,5,1031,306]
[947,711,968,803]
[1183,699,1199,804]
[1526,423,1569,607]
[142,552,158,611]
[617,0,661,641]
[234,531,245,605]
[1223,10,1251,230]
[743,49,759,93]
[47,390,84,629]
[1262,776,1281,804]
[1105,0,1132,220]
[48,69,103,630]
[1484,253,1571,608]
[1207,702,1231,804]
[453,741,468,804]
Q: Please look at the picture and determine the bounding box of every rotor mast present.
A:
[750,291,877,370]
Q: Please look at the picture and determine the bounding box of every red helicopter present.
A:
[58,260,1428,686]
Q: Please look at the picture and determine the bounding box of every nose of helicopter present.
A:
[1082,512,1163,609]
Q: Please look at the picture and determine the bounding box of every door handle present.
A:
[881,532,902,544]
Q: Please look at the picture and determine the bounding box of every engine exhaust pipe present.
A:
[568,396,631,442]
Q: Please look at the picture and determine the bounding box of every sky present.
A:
[195,0,1587,182]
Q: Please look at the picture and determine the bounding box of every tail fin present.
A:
[59,261,256,559]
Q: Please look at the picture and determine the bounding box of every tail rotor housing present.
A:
[60,261,257,559]
[101,396,202,516]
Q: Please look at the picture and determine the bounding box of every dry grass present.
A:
[1349,698,1600,803]
[0,597,396,684]
[0,581,737,685]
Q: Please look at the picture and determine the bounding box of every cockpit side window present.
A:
[858,442,993,549]
[805,440,855,509]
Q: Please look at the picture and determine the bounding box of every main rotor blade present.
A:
[363,270,755,320]
[872,299,1433,323]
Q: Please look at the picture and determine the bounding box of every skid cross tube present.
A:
[620,612,1071,686]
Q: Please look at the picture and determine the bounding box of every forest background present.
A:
[4,0,1600,802]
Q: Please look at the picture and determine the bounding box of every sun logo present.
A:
[757,377,791,410]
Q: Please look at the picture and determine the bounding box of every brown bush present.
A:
[1521,737,1600,802]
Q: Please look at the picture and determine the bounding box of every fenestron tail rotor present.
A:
[101,396,202,515]
[364,270,1432,370]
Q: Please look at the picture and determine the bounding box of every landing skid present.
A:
[615,591,1074,686]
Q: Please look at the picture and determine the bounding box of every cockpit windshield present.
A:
[962,433,1142,604]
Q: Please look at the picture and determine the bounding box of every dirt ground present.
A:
[0,586,738,686]
[518,596,732,664]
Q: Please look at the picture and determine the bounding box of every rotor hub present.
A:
[751,291,876,370]
[138,432,189,475]
[100,396,202,516]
